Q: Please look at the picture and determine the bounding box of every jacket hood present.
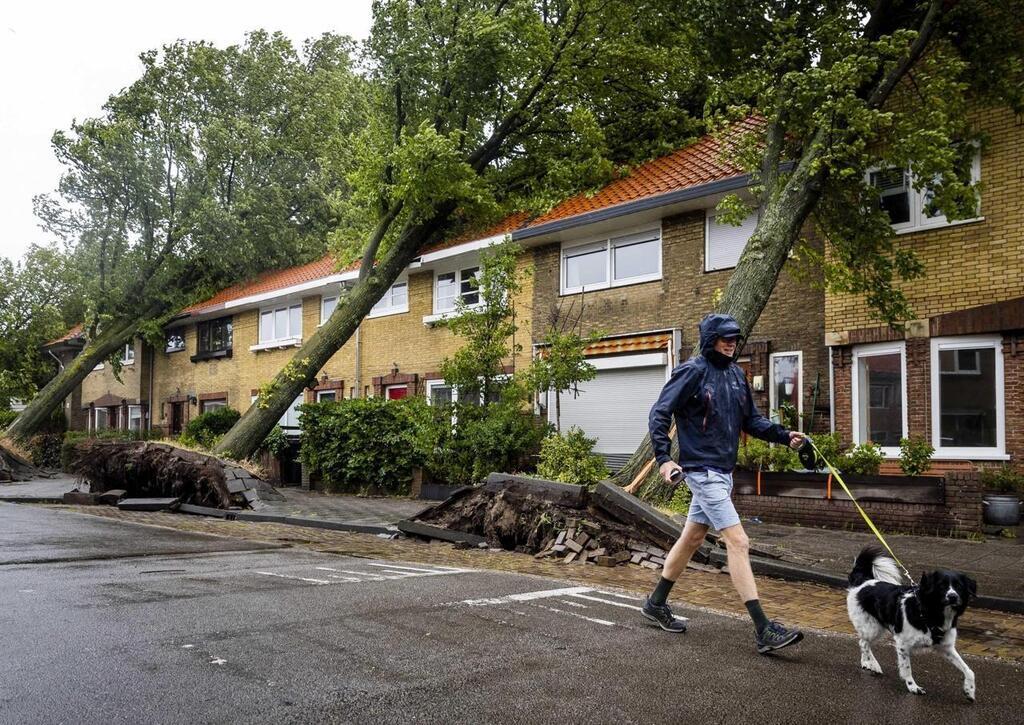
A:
[698,313,743,354]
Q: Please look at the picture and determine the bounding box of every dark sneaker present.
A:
[756,621,804,654]
[641,597,687,633]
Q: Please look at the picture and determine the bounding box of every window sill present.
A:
[894,216,985,236]
[930,450,1009,461]
[423,304,485,326]
[367,307,409,320]
[249,337,302,352]
[165,348,185,354]
[559,275,661,296]
[190,349,233,363]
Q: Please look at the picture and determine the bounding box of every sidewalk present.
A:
[250,487,430,531]
[741,519,1024,603]
[0,475,80,502]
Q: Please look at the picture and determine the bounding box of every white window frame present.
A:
[201,399,227,414]
[851,341,908,458]
[433,265,483,314]
[559,226,662,295]
[868,150,982,235]
[768,350,804,426]
[120,342,135,365]
[127,404,143,432]
[250,394,303,431]
[316,390,337,402]
[705,209,759,272]
[93,407,109,432]
[930,335,1006,460]
[368,278,410,319]
[320,293,338,326]
[251,302,303,351]
[425,379,454,406]
[165,331,186,353]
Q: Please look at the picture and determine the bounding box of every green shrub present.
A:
[300,397,431,495]
[27,433,63,468]
[842,442,884,476]
[665,479,693,514]
[980,465,1024,494]
[536,426,609,487]
[737,438,771,470]
[808,432,846,468]
[0,408,17,429]
[768,443,799,472]
[258,425,289,458]
[428,401,550,487]
[898,436,934,476]
[181,407,241,449]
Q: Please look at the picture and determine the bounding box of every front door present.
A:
[169,402,184,435]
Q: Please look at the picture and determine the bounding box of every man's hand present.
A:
[659,461,683,484]
[788,432,806,450]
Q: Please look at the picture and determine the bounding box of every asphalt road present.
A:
[1,503,1021,724]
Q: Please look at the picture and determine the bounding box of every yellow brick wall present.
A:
[80,340,146,406]
[826,106,1024,332]
[149,253,534,431]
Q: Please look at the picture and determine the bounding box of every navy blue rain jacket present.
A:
[649,313,791,472]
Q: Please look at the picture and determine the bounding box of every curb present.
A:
[0,496,65,504]
[707,550,1024,615]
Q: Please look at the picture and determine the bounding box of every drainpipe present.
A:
[828,346,835,434]
[353,324,362,399]
[148,343,155,433]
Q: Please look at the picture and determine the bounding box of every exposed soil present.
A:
[66,440,234,508]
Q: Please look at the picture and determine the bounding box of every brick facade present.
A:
[78,339,153,429]
[530,210,830,430]
[733,471,983,536]
[827,107,1024,468]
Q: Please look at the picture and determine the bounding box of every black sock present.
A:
[649,577,675,606]
[745,599,770,633]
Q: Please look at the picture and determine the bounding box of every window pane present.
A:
[317,391,336,402]
[260,311,274,342]
[872,169,911,224]
[274,309,287,340]
[393,282,408,307]
[460,267,480,305]
[94,408,108,431]
[938,347,996,448]
[289,305,302,338]
[613,238,658,280]
[771,354,801,420]
[166,333,184,352]
[856,352,903,447]
[436,272,457,311]
[430,384,453,405]
[565,246,607,289]
[322,296,337,321]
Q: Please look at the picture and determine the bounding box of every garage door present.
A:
[551,363,667,463]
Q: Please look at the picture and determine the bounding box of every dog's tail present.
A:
[849,546,904,586]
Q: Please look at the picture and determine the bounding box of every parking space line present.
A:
[461,586,594,606]
[256,571,331,585]
[568,592,644,612]
[528,603,615,626]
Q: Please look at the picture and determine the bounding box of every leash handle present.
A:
[806,438,915,585]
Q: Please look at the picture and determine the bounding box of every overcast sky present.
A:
[0,1,374,264]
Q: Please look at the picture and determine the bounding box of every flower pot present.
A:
[982,494,1021,527]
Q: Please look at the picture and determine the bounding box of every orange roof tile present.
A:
[184,254,354,314]
[182,120,760,313]
[525,117,762,229]
[45,323,84,347]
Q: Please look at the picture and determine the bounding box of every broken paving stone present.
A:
[564,551,578,563]
[564,538,583,553]
[596,556,617,567]
[630,553,645,564]
[554,531,566,546]
[590,547,607,558]
[117,497,179,512]
[641,560,662,570]
[96,489,126,505]
[63,491,99,506]
[576,532,590,548]
[552,544,567,553]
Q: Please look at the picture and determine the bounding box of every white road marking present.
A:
[366,563,470,574]
[529,604,615,626]
[461,586,594,606]
[256,571,331,585]
[555,599,589,608]
[181,645,195,649]
[210,657,227,665]
[568,593,646,613]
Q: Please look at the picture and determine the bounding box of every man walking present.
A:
[641,313,806,654]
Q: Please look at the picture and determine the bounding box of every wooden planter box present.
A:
[732,468,944,504]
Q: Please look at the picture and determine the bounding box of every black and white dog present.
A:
[847,547,978,701]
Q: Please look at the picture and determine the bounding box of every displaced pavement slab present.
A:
[3,505,1023,724]
[0,475,79,503]
[742,520,1024,602]
[254,487,428,529]
[0,503,281,565]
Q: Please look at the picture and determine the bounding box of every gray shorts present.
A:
[684,469,741,531]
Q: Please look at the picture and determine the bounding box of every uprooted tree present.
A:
[214,0,709,459]
[612,0,1024,488]
[3,31,368,444]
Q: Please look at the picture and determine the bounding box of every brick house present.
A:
[826,107,1023,470]
[50,122,831,478]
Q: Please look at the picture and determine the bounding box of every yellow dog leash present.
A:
[805,437,915,585]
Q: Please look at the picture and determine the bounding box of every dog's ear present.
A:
[960,574,978,599]
[918,571,931,591]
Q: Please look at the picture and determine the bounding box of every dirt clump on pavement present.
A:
[66,440,236,508]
